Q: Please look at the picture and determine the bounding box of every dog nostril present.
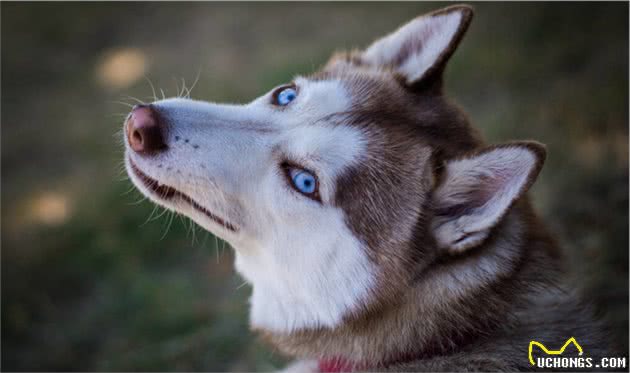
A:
[132,130,143,146]
[126,104,167,155]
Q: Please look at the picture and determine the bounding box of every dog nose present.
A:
[126,104,167,155]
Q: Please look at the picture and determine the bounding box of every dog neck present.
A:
[233,216,378,333]
[256,201,561,368]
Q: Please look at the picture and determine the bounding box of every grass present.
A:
[2,2,628,370]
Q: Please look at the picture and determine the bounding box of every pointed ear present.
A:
[431,142,546,253]
[361,5,473,86]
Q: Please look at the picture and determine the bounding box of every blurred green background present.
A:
[2,2,628,371]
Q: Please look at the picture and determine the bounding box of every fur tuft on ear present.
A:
[362,4,473,86]
[431,142,546,253]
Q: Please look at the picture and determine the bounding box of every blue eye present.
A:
[275,86,297,106]
[288,167,318,196]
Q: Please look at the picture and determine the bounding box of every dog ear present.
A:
[361,5,473,86]
[431,142,546,253]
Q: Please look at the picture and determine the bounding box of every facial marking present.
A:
[233,115,378,332]
[124,75,384,331]
[290,77,351,118]
[274,124,367,204]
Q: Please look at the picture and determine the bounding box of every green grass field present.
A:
[2,3,628,370]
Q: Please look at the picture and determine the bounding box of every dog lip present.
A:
[129,159,238,232]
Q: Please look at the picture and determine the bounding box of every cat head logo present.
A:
[528,337,584,366]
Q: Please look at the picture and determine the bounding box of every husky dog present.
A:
[124,5,611,371]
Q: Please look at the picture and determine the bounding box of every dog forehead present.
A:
[293,76,351,115]
[273,77,371,173]
[282,123,367,176]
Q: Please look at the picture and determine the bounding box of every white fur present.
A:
[125,78,378,332]
[279,359,318,373]
[432,146,538,252]
[363,11,463,84]
[235,208,375,331]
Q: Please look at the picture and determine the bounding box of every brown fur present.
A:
[257,5,614,372]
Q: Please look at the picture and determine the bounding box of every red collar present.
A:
[318,357,363,372]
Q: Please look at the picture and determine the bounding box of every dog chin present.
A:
[126,155,238,233]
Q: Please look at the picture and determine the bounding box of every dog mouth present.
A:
[128,159,237,232]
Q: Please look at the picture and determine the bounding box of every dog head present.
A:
[124,4,545,333]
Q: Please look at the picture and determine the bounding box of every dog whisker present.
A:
[140,204,160,227]
[128,196,148,205]
[180,77,187,98]
[160,210,176,240]
[110,100,135,108]
[187,68,202,98]
[144,76,158,102]
[122,95,146,105]
[236,280,249,290]
[150,207,170,222]
[214,234,220,263]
